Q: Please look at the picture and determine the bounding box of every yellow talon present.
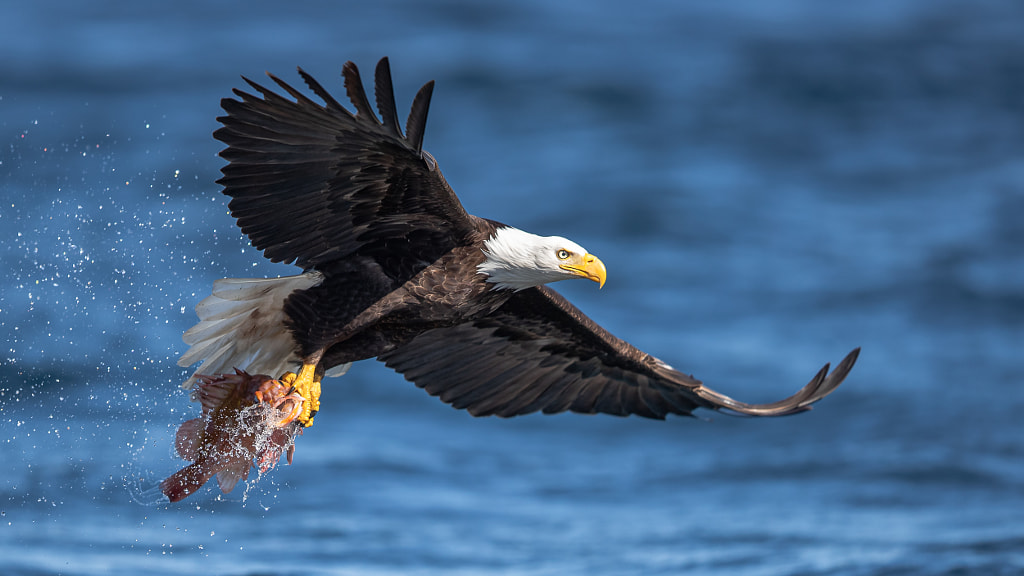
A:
[280,364,321,427]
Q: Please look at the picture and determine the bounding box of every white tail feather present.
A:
[178,272,325,389]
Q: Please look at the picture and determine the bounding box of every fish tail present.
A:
[159,461,215,503]
[216,463,251,494]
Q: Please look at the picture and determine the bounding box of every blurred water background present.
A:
[2,1,1023,574]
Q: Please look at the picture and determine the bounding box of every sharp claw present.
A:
[271,397,305,427]
[286,400,305,426]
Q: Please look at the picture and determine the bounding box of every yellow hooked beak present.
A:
[560,253,607,288]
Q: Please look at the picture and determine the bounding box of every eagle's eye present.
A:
[557,249,570,260]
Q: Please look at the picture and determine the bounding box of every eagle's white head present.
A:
[477,226,607,292]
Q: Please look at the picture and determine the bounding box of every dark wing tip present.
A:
[332,58,434,153]
[813,347,859,400]
[405,80,435,153]
[374,57,404,138]
[342,60,380,124]
[695,347,861,417]
[296,66,348,113]
[230,59,431,153]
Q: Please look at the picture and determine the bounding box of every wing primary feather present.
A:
[237,78,297,109]
[342,61,380,124]
[264,72,327,111]
[296,67,350,114]
[805,347,859,405]
[374,57,404,138]
[691,347,860,417]
[405,80,435,153]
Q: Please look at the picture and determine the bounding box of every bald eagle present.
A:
[178,58,858,427]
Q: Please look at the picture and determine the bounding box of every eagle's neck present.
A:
[477,226,557,292]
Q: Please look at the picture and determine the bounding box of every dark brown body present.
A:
[288,218,511,371]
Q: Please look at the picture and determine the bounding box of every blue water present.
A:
[2,0,1023,574]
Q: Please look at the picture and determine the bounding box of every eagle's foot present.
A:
[277,363,320,428]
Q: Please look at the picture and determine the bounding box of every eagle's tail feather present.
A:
[177,272,324,389]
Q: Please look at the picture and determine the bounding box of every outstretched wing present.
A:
[215,57,477,276]
[380,286,859,419]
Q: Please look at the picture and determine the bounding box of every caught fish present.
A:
[160,369,305,502]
